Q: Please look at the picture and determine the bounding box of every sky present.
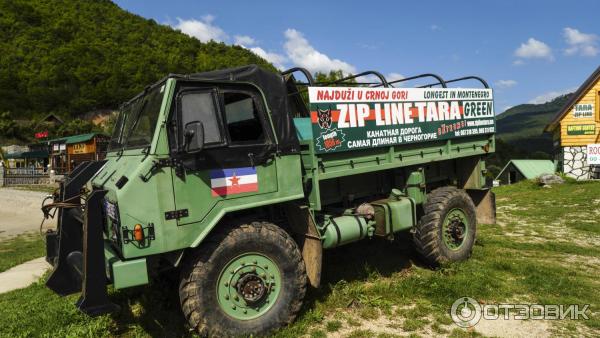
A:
[113,0,600,114]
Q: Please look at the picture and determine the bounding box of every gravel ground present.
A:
[0,188,56,239]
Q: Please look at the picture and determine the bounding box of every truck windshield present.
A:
[109,84,165,151]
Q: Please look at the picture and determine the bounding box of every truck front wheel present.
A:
[179,221,307,337]
[413,187,477,267]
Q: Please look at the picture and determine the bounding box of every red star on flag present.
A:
[229,173,240,186]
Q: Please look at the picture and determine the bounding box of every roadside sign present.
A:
[587,144,600,165]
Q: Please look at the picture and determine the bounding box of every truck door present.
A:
[171,84,278,226]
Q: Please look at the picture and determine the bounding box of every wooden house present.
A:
[545,66,600,179]
[47,133,109,174]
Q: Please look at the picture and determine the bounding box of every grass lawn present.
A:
[0,233,45,272]
[7,184,58,194]
[0,180,598,337]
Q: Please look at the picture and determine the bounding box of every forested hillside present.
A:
[0,0,272,121]
[485,94,571,176]
[495,94,571,154]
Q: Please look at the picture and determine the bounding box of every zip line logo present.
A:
[317,108,333,129]
[315,108,346,152]
[316,128,346,152]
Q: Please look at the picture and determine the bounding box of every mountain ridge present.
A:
[495,93,571,154]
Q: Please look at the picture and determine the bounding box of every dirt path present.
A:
[0,188,56,239]
[0,257,50,294]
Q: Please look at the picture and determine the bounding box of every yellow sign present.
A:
[68,142,95,154]
[566,124,595,135]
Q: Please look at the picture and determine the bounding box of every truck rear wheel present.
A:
[179,221,307,337]
[413,187,477,267]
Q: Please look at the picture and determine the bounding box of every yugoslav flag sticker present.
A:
[210,167,258,197]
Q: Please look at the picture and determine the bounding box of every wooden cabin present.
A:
[48,133,109,174]
[545,66,600,180]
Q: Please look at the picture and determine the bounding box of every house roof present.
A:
[4,150,49,159]
[46,133,99,145]
[495,159,556,180]
[545,65,600,132]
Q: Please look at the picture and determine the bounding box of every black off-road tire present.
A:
[179,221,307,337]
[413,187,477,267]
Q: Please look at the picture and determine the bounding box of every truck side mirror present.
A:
[183,121,205,153]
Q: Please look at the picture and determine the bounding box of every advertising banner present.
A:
[308,87,495,154]
[566,124,596,135]
[587,144,600,165]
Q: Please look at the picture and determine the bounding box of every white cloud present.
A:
[170,20,357,74]
[283,29,356,74]
[387,72,404,82]
[514,38,553,60]
[174,15,228,42]
[528,87,577,104]
[249,47,287,70]
[495,80,517,88]
[563,27,599,57]
[234,35,256,46]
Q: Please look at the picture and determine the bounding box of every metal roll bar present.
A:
[282,67,315,86]
[317,70,390,88]
[385,73,447,88]
[282,67,489,90]
[421,76,489,89]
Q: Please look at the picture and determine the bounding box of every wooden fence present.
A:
[0,167,50,186]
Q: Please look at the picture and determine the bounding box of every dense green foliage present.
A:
[0,112,102,144]
[0,0,272,121]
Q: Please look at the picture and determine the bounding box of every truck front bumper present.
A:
[104,242,149,290]
[43,160,131,316]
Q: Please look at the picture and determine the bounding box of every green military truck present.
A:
[43,65,496,336]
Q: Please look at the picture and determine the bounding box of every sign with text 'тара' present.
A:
[308,87,495,154]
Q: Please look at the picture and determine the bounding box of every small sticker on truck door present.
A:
[210,167,258,197]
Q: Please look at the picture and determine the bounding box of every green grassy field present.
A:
[0,180,598,337]
[0,233,45,272]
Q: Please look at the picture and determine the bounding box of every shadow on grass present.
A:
[108,275,192,337]
[107,234,422,337]
[303,233,422,310]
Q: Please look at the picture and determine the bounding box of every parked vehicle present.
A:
[43,65,496,336]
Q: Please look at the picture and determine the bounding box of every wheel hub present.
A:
[447,219,465,241]
[236,273,267,304]
[216,253,281,320]
[442,208,469,250]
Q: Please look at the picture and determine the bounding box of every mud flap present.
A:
[466,188,496,225]
[45,161,119,316]
[284,202,322,288]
